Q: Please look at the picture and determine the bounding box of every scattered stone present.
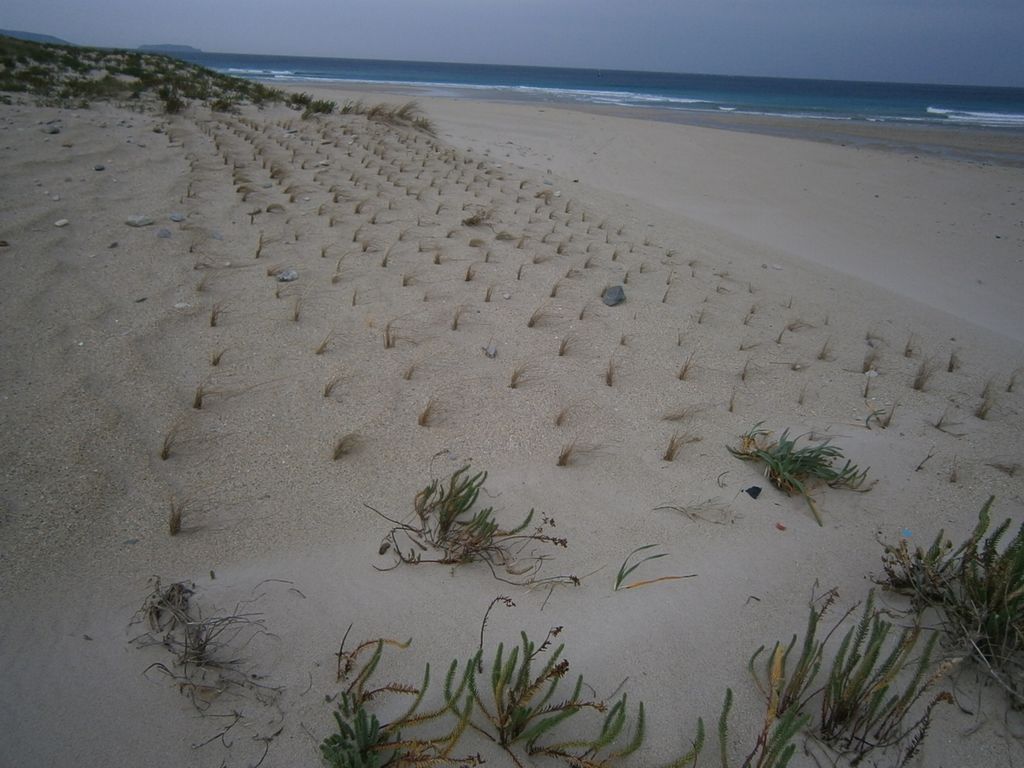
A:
[108,241,118,249]
[169,212,185,222]
[41,125,61,134]
[482,343,498,358]
[125,215,154,227]
[173,302,191,309]
[277,269,298,282]
[602,285,626,306]
[93,164,105,171]
[745,486,762,499]
[502,292,511,300]
[156,228,172,239]
[50,194,60,201]
[54,219,69,228]
[0,240,9,247]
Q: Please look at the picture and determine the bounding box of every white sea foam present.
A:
[927,106,1024,127]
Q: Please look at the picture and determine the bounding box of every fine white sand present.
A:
[1,91,1022,767]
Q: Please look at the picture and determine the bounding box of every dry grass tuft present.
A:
[605,358,617,387]
[509,362,531,389]
[817,338,834,362]
[558,334,576,357]
[976,390,997,420]
[168,497,185,536]
[324,373,342,398]
[450,304,467,331]
[912,357,939,391]
[412,396,436,427]
[554,404,571,427]
[383,320,396,349]
[677,351,696,381]
[663,431,700,461]
[160,423,181,461]
[209,302,224,328]
[315,330,336,355]
[526,304,549,329]
[863,348,880,373]
[557,440,580,467]
[210,348,227,367]
[332,432,359,460]
[662,405,697,422]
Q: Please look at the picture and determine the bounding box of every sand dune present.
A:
[1,91,1022,767]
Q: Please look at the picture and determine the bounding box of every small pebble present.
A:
[50,194,60,201]
[169,212,185,222]
[54,219,69,228]
[277,269,299,282]
[502,292,511,300]
[93,164,105,171]
[156,228,172,239]
[125,215,153,227]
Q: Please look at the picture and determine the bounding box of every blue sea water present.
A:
[174,51,1024,131]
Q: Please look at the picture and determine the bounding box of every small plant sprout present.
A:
[209,302,224,328]
[605,358,616,387]
[614,545,691,591]
[209,347,226,367]
[332,432,359,460]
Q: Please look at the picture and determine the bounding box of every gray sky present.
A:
[4,0,1023,87]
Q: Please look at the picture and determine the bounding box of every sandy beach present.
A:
[1,83,1022,768]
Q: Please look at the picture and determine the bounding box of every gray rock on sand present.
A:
[482,343,498,358]
[41,125,61,134]
[156,228,172,239]
[602,285,626,306]
[277,269,298,282]
[93,164,105,171]
[169,212,185,222]
[125,216,154,227]
[54,219,69,228]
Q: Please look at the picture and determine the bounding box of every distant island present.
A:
[0,29,72,45]
[138,44,202,53]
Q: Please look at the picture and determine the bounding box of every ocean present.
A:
[172,51,1024,131]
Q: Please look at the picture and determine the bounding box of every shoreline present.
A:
[274,79,1024,168]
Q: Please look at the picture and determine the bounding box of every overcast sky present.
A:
[3,0,1023,87]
